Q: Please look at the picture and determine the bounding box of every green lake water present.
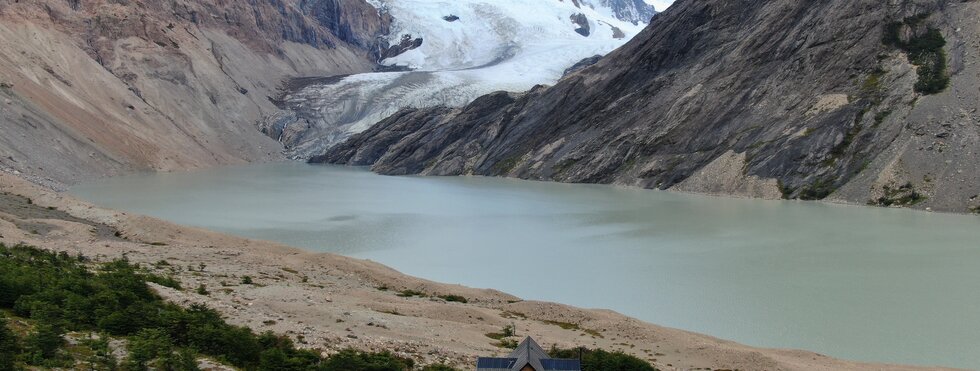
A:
[70,163,980,369]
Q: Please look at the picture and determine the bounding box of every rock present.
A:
[570,13,590,37]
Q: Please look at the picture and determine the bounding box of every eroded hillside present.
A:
[0,0,386,188]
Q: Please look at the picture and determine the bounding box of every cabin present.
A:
[475,337,581,371]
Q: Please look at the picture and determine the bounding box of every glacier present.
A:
[267,0,652,159]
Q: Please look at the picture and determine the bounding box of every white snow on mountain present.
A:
[274,0,652,158]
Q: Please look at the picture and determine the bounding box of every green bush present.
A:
[437,295,468,303]
[550,347,658,371]
[0,314,18,371]
[319,349,414,371]
[127,328,174,370]
[883,17,949,94]
[420,364,459,371]
[0,243,433,370]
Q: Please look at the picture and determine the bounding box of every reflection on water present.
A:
[71,163,980,369]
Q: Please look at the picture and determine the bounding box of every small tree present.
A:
[126,328,174,371]
[25,315,64,364]
[0,315,19,371]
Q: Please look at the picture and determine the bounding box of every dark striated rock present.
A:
[562,55,603,77]
[317,0,980,213]
[378,34,424,61]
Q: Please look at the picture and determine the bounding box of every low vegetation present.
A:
[484,324,515,340]
[437,294,468,303]
[0,243,459,370]
[549,346,658,371]
[542,320,603,338]
[869,182,927,207]
[396,289,426,298]
[883,15,949,94]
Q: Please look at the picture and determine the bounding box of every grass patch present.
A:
[543,320,604,338]
[492,155,522,174]
[396,289,426,298]
[485,324,515,340]
[437,294,468,303]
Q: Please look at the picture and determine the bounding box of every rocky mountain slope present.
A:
[317,0,980,214]
[0,0,387,188]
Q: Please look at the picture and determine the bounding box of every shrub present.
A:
[0,243,441,370]
[883,18,949,94]
[550,347,658,371]
[0,314,18,371]
[127,328,174,370]
[437,294,468,303]
[396,290,425,298]
[421,364,460,371]
[241,275,253,285]
[319,349,414,371]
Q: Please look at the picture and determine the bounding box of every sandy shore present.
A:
[0,171,961,371]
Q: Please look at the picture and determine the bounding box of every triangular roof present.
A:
[475,337,581,371]
[508,337,550,371]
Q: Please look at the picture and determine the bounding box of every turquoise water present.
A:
[70,163,980,369]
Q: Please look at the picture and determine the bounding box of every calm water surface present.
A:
[70,163,980,369]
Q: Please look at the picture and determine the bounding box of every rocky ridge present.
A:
[0,0,388,188]
[317,0,980,214]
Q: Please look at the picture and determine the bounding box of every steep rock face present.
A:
[317,0,980,213]
[0,0,387,187]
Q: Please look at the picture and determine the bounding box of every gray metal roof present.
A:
[476,337,582,371]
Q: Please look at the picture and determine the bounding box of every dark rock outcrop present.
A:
[317,0,980,213]
[562,55,603,77]
[378,34,424,61]
[570,13,590,37]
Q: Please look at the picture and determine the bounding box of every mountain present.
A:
[260,0,649,159]
[580,0,658,25]
[315,0,980,214]
[0,0,386,187]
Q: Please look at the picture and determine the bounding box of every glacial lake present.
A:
[70,163,980,369]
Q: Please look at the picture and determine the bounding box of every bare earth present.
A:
[0,171,961,371]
